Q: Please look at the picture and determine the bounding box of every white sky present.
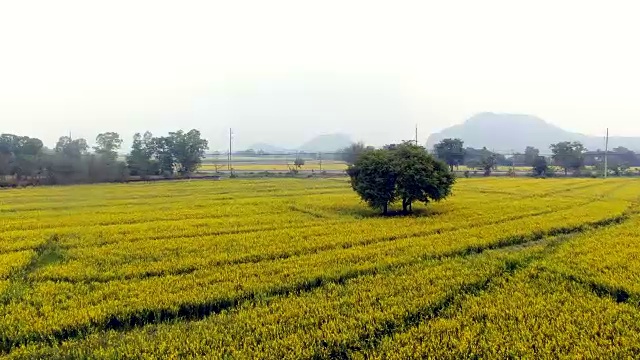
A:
[1,0,639,150]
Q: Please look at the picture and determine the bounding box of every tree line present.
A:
[432,138,640,177]
[339,139,640,178]
[0,130,208,186]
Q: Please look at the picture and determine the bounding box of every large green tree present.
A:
[167,129,209,174]
[434,138,465,171]
[347,142,455,215]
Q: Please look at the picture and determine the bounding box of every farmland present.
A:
[1,177,640,358]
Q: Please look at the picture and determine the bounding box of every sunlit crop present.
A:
[1,177,639,358]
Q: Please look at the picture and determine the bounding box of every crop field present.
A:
[1,177,640,358]
[199,160,348,172]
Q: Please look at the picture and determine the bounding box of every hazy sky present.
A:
[1,0,639,150]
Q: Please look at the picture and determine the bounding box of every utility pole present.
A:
[604,128,609,179]
[228,128,233,172]
[415,124,418,146]
[319,152,323,172]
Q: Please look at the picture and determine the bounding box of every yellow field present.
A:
[1,178,640,358]
[200,160,348,171]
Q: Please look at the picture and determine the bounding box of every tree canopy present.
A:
[524,146,540,166]
[339,142,374,165]
[94,132,123,161]
[347,142,455,215]
[550,141,585,175]
[434,138,465,171]
[532,156,549,177]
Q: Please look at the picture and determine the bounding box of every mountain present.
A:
[298,133,353,152]
[246,143,290,153]
[426,112,640,152]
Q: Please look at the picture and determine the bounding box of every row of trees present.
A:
[0,130,208,185]
[433,138,640,176]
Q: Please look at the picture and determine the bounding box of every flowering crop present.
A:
[0,178,639,358]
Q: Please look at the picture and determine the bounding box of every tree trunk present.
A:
[383,203,388,215]
[402,198,408,214]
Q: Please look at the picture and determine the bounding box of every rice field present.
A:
[1,177,640,358]
[199,160,348,172]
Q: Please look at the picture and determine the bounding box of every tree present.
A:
[481,153,497,176]
[55,136,88,158]
[610,147,638,167]
[550,141,585,175]
[340,142,374,165]
[346,149,397,215]
[532,156,549,177]
[391,143,455,213]
[294,157,305,169]
[347,142,455,215]
[127,132,157,176]
[0,134,44,180]
[167,129,209,174]
[94,132,123,161]
[151,136,175,175]
[524,146,540,166]
[434,138,465,171]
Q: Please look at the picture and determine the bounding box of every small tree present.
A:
[524,146,540,166]
[532,156,549,177]
[294,157,305,169]
[481,153,497,176]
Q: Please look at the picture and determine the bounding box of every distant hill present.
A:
[426,112,640,152]
[247,134,353,154]
[246,143,290,153]
[298,133,353,152]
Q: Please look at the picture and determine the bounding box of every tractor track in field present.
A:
[0,212,630,355]
[540,268,636,304]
